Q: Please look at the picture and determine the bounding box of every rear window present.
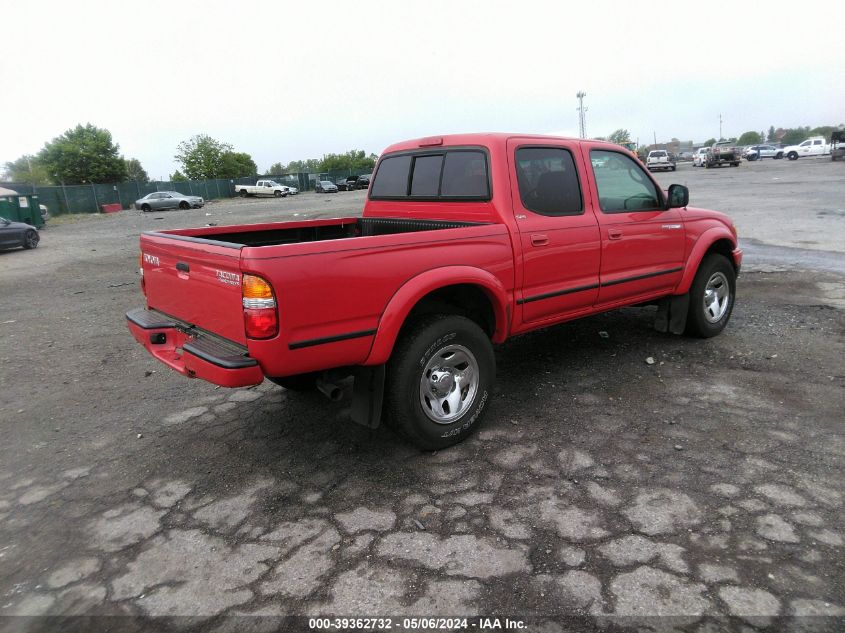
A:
[370,149,489,200]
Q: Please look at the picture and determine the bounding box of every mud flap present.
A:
[654,294,690,335]
[351,365,385,429]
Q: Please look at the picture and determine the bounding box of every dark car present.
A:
[315,180,338,193]
[335,179,349,191]
[0,216,40,250]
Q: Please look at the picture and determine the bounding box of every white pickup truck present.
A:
[234,179,290,198]
[782,136,833,160]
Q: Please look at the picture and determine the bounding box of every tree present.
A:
[37,123,127,184]
[320,150,377,173]
[767,126,776,142]
[174,134,233,180]
[284,158,322,173]
[704,138,717,147]
[267,162,285,175]
[737,131,762,145]
[170,170,188,182]
[125,158,149,183]
[809,126,839,141]
[218,151,257,178]
[607,129,631,145]
[3,155,51,185]
[781,127,810,145]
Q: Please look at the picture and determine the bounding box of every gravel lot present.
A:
[1,156,843,630]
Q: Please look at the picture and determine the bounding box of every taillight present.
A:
[242,274,278,339]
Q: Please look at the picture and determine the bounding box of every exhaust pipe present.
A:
[316,377,343,402]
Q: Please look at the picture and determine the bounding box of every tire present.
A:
[775,153,783,159]
[268,373,318,391]
[788,152,798,161]
[22,230,39,249]
[385,315,495,450]
[732,162,739,167]
[239,189,248,197]
[179,201,189,210]
[274,190,283,198]
[685,253,736,338]
[141,204,151,212]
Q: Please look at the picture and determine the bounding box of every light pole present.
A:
[576,91,587,139]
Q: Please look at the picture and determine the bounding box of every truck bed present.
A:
[152,217,483,248]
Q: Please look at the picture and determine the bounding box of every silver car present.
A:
[135,191,204,211]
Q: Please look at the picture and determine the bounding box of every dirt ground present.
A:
[1,157,843,631]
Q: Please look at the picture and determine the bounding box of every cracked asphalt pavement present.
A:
[1,158,843,631]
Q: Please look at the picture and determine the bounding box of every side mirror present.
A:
[667,184,689,209]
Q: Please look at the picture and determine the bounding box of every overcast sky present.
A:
[2,0,844,179]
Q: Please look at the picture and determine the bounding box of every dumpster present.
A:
[0,192,44,229]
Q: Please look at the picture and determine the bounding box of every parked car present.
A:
[234,180,289,198]
[782,136,834,160]
[0,216,39,250]
[692,147,709,167]
[336,179,349,191]
[136,192,204,211]
[282,185,299,196]
[315,180,338,193]
[646,150,676,171]
[345,174,373,190]
[744,145,783,161]
[128,133,741,450]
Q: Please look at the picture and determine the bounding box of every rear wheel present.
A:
[788,152,798,161]
[685,254,736,338]
[239,189,248,197]
[268,373,318,391]
[23,230,39,249]
[385,315,495,450]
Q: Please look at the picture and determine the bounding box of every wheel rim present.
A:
[419,344,479,424]
[703,272,730,323]
[26,232,38,248]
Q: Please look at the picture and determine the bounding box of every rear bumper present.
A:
[126,308,264,388]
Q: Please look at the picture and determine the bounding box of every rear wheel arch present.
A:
[365,270,510,366]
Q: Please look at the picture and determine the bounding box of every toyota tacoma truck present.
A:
[127,133,742,450]
[234,180,290,198]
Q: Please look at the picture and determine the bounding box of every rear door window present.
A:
[515,147,582,216]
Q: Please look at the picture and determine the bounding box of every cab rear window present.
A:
[370,149,490,200]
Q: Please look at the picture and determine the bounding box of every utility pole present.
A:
[719,113,723,141]
[576,91,587,139]
[653,131,657,146]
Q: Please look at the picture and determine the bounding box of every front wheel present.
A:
[23,230,39,249]
[775,153,783,159]
[141,204,151,212]
[685,254,736,338]
[788,152,798,161]
[274,190,283,198]
[385,315,495,450]
[179,201,190,210]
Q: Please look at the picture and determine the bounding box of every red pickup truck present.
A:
[128,133,742,449]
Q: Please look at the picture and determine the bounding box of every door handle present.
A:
[530,234,549,246]
[608,229,623,240]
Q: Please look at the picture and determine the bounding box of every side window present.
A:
[441,151,489,198]
[370,155,412,197]
[410,155,443,197]
[813,140,822,145]
[800,141,810,147]
[515,147,582,216]
[590,150,661,213]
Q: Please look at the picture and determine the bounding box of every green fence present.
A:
[0,170,368,216]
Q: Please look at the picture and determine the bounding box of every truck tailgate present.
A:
[141,233,246,344]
